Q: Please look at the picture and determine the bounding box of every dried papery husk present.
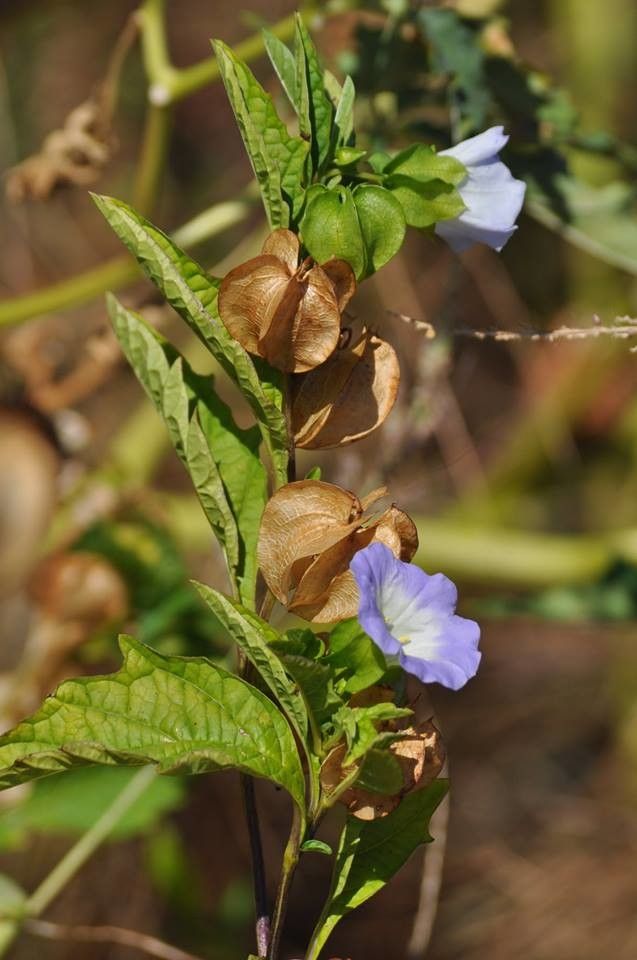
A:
[320,718,445,821]
[218,229,356,373]
[256,480,364,604]
[258,479,418,622]
[289,504,418,622]
[292,319,400,449]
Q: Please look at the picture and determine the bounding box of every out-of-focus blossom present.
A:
[350,542,481,690]
[435,126,526,253]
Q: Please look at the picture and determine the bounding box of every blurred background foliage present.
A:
[1,0,637,958]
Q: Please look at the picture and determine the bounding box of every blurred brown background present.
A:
[1,1,637,958]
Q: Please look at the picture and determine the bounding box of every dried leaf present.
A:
[258,481,417,622]
[322,719,445,821]
[6,99,114,202]
[218,229,356,372]
[292,320,400,448]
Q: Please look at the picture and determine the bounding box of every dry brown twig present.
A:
[389,311,637,348]
[5,13,139,201]
[24,918,204,960]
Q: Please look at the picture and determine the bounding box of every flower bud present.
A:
[292,317,400,449]
[256,480,417,622]
[218,228,356,373]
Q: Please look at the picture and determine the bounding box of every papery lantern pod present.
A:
[289,504,418,622]
[218,228,356,373]
[257,479,417,622]
[320,719,445,821]
[292,316,400,449]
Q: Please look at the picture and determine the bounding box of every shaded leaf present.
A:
[301,838,333,856]
[280,655,344,728]
[309,780,448,955]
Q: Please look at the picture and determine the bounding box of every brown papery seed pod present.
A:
[257,480,418,622]
[218,229,356,373]
[292,316,400,449]
[320,719,445,821]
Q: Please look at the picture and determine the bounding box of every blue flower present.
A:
[350,543,481,690]
[435,126,526,253]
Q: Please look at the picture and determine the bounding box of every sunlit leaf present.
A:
[213,40,309,225]
[92,195,288,485]
[309,781,448,956]
[192,584,308,742]
[0,636,306,812]
[294,15,334,172]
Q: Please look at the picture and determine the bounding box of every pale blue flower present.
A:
[435,126,526,253]
[350,543,481,690]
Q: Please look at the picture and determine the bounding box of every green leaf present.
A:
[419,9,492,136]
[263,29,298,108]
[0,768,184,850]
[192,584,308,743]
[301,184,405,279]
[186,411,241,570]
[281,655,344,728]
[213,40,309,225]
[301,838,333,856]
[108,298,240,583]
[326,619,388,694]
[272,628,325,660]
[309,781,448,956]
[334,75,356,148]
[92,195,288,484]
[301,185,366,278]
[294,15,335,171]
[355,749,404,796]
[196,387,267,607]
[0,635,306,813]
[352,184,406,276]
[387,176,466,228]
[384,143,466,186]
[332,702,412,765]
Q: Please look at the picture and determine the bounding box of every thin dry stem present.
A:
[390,311,637,345]
[24,919,204,960]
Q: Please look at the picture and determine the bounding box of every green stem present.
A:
[133,103,172,216]
[267,806,303,960]
[0,767,156,958]
[165,12,299,104]
[0,198,252,329]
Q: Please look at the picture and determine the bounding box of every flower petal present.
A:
[440,125,508,166]
[350,543,481,690]
[436,126,526,253]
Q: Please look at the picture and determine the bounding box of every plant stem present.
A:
[166,12,299,104]
[0,198,252,329]
[133,103,172,216]
[24,919,205,960]
[0,766,157,958]
[241,774,270,958]
[283,374,297,485]
[267,807,303,960]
